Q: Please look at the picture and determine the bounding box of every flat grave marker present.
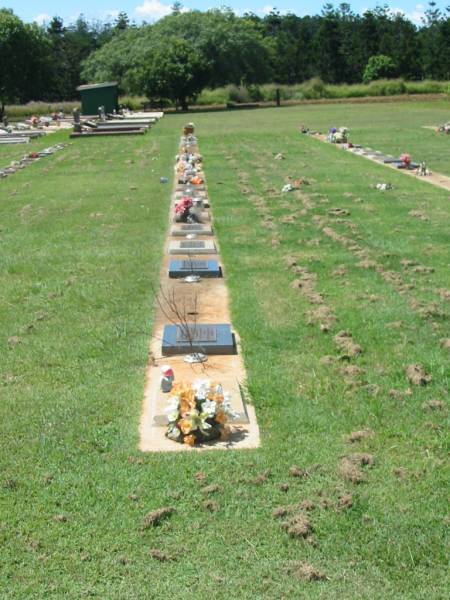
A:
[171,224,213,236]
[168,259,221,278]
[168,239,217,254]
[162,323,236,355]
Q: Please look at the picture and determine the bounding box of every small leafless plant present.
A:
[151,282,207,363]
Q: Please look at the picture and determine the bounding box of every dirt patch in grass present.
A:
[289,465,308,478]
[287,562,327,581]
[251,471,270,485]
[408,209,429,221]
[332,265,348,277]
[149,548,174,562]
[337,492,353,511]
[341,365,365,378]
[405,364,432,386]
[281,514,313,539]
[204,500,220,512]
[338,453,374,484]
[201,484,221,495]
[306,305,337,331]
[142,507,175,529]
[334,330,362,358]
[338,459,364,483]
[329,208,350,217]
[344,429,374,443]
[440,338,450,350]
[422,399,445,411]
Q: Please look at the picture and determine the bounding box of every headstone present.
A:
[170,224,213,236]
[162,323,236,355]
[168,259,221,278]
[168,240,216,254]
[73,108,81,133]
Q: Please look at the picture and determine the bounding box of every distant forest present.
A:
[2,2,450,111]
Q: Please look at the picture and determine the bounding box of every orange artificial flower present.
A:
[184,434,196,446]
[178,418,193,435]
[177,383,196,414]
[215,412,228,425]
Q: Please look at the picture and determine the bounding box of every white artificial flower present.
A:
[221,393,239,420]
[164,396,180,422]
[199,414,212,432]
[166,409,179,422]
[201,399,217,418]
[192,379,210,400]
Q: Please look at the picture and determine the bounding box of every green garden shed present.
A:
[77,82,119,116]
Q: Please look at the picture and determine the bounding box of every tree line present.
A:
[2,3,450,113]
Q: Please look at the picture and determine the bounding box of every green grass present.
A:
[1,102,449,598]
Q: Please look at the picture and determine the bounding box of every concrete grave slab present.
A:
[162,323,236,355]
[171,224,213,236]
[168,259,221,278]
[168,239,216,254]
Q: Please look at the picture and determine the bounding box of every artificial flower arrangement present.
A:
[400,153,411,166]
[174,196,193,220]
[327,126,349,144]
[165,380,238,446]
[437,122,450,134]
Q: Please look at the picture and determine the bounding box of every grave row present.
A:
[162,125,235,358]
[141,123,256,450]
[0,144,67,180]
[317,127,429,175]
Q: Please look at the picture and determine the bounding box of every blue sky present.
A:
[6,0,447,26]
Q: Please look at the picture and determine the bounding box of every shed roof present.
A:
[76,82,118,92]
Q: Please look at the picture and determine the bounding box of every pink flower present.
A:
[175,196,193,215]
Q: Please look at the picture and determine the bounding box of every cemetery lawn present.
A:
[1,102,449,599]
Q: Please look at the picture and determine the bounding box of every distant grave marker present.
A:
[168,240,216,254]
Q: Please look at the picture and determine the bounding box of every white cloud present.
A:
[258,6,289,16]
[259,5,275,15]
[34,13,52,25]
[134,0,173,20]
[232,8,252,16]
[409,4,426,25]
[99,9,121,20]
[362,5,425,24]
